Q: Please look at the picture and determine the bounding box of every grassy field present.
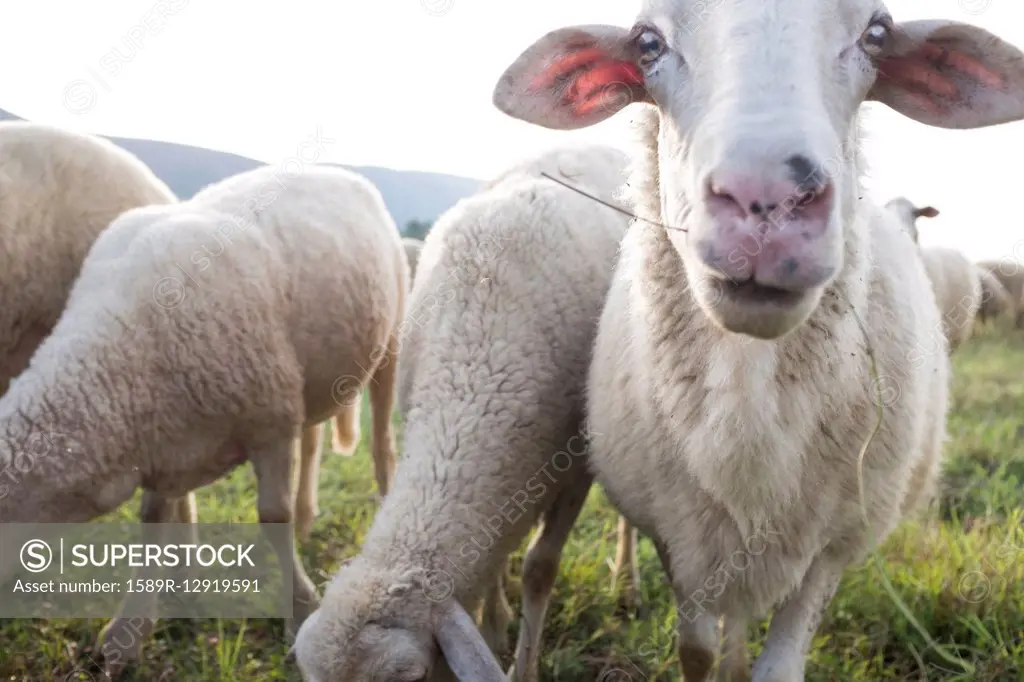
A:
[2,324,1023,681]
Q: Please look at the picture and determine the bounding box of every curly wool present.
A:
[294,144,631,682]
[0,164,406,525]
[586,109,949,620]
[0,122,176,394]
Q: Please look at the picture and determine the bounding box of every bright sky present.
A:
[1,0,1022,260]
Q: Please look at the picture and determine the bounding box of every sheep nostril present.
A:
[706,180,746,219]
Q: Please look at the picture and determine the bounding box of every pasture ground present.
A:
[2,324,1022,681]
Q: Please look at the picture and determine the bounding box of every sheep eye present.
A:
[634,28,666,67]
[860,21,889,57]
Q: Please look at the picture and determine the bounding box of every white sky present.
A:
[1,0,1021,260]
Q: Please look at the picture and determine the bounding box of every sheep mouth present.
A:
[720,280,805,307]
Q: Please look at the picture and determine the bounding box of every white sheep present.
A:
[975,264,1014,325]
[315,236,419,471]
[293,143,632,682]
[0,121,176,395]
[319,237,423,475]
[0,163,407,671]
[920,248,983,351]
[494,8,1024,681]
[489,146,646,614]
[884,197,982,351]
[976,259,1024,327]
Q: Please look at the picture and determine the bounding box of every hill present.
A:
[0,107,482,230]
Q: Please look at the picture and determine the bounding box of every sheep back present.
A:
[2,164,405,511]
[919,247,982,351]
[0,122,175,392]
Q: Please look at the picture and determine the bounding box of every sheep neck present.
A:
[362,431,546,606]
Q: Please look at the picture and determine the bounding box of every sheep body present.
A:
[976,259,1024,327]
[322,238,423,458]
[881,195,980,351]
[294,144,631,682]
[0,121,176,394]
[488,10,1024,681]
[586,111,948,677]
[0,163,406,665]
[918,247,983,351]
[975,265,1013,325]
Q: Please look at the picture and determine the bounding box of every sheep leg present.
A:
[480,561,514,656]
[655,539,719,682]
[99,491,179,675]
[249,437,320,634]
[332,400,361,454]
[717,615,750,682]
[750,557,842,682]
[508,472,593,682]
[174,491,199,545]
[295,424,324,541]
[368,334,399,496]
[611,516,643,614]
[676,611,720,682]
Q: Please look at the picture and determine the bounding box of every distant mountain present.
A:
[0,108,482,230]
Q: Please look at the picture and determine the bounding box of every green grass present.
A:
[3,324,1024,681]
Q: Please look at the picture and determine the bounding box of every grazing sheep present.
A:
[293,144,631,682]
[0,121,176,395]
[975,265,1014,325]
[494,7,1024,681]
[403,237,425,282]
[0,164,406,671]
[976,259,1024,327]
[919,248,983,351]
[883,197,981,351]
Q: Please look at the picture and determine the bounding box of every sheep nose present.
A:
[696,154,837,291]
[705,154,833,224]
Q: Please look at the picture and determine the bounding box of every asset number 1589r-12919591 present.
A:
[125,579,260,593]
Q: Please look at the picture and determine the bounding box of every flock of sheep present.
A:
[884,196,1023,350]
[3,5,1024,682]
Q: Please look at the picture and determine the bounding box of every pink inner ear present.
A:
[528,47,614,91]
[877,42,1005,103]
[917,43,1004,88]
[528,45,644,119]
[569,60,645,117]
[878,55,958,98]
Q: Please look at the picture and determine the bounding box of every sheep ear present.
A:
[433,600,507,682]
[493,25,649,130]
[915,206,939,218]
[869,20,1024,129]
